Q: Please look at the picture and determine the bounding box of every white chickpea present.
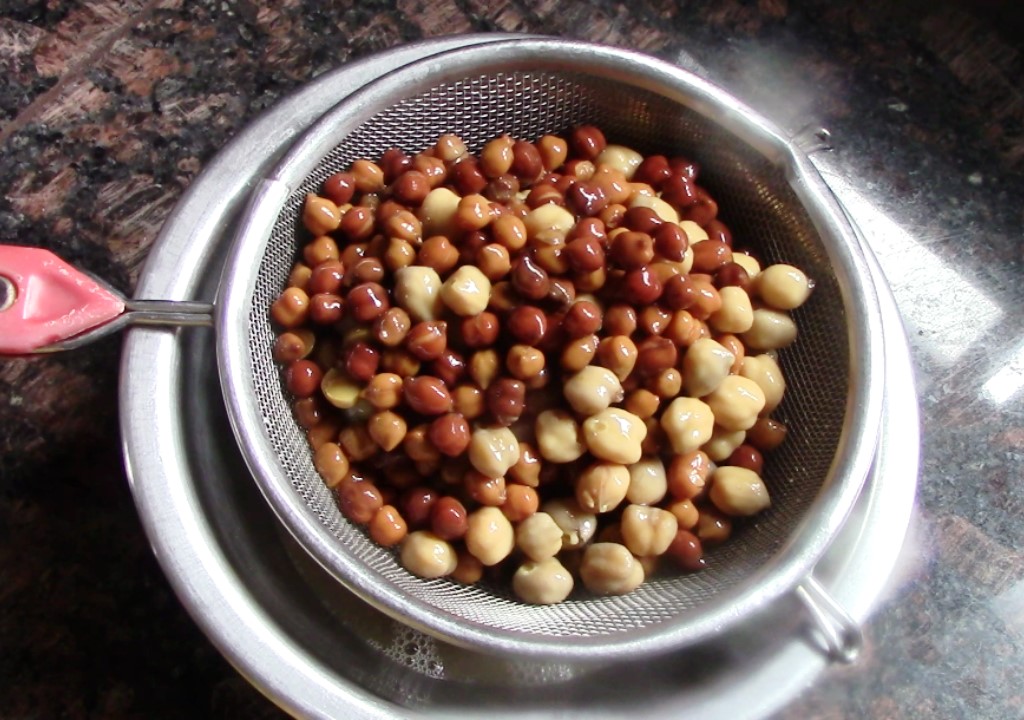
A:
[596,144,644,179]
[620,504,678,557]
[441,265,491,317]
[582,408,647,465]
[679,220,709,244]
[625,456,668,505]
[320,368,362,409]
[704,375,766,431]
[513,557,575,605]
[393,265,443,322]
[400,531,457,578]
[516,511,564,561]
[660,397,715,454]
[703,425,747,462]
[542,498,598,550]
[683,338,735,398]
[418,186,462,238]
[740,353,786,414]
[630,194,679,223]
[731,252,761,278]
[709,286,754,334]
[757,263,814,310]
[523,204,576,241]
[579,542,645,595]
[709,466,771,516]
[563,365,624,416]
[535,409,586,463]
[465,506,515,566]
[575,462,630,513]
[468,426,521,478]
[742,308,798,351]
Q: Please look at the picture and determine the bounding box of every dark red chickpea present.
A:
[633,154,672,189]
[376,198,406,222]
[667,529,706,571]
[430,348,466,388]
[565,235,606,273]
[352,257,385,284]
[460,311,500,349]
[566,180,609,216]
[714,261,751,291]
[623,206,665,234]
[430,496,469,541]
[348,282,390,323]
[293,396,323,429]
[322,171,356,205]
[379,148,412,182]
[691,240,733,274]
[705,219,733,246]
[403,376,453,415]
[610,231,655,270]
[661,174,699,209]
[400,486,438,528]
[511,140,544,182]
[590,309,631,345]
[284,359,322,399]
[662,273,699,310]
[570,125,606,160]
[486,377,526,426]
[451,156,489,195]
[547,277,576,306]
[653,223,689,262]
[622,266,663,304]
[405,320,448,361]
[428,413,472,457]
[339,242,368,272]
[339,205,375,241]
[308,293,344,325]
[457,230,489,266]
[525,182,565,208]
[669,156,700,179]
[726,444,765,474]
[747,417,788,452]
[273,329,308,364]
[562,300,603,338]
[684,189,719,226]
[511,255,550,300]
[392,170,431,205]
[483,174,520,204]
[345,342,380,382]
[507,306,548,345]
[339,479,384,525]
[308,260,345,295]
[488,281,519,314]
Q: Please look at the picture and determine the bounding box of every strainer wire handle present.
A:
[795,574,862,663]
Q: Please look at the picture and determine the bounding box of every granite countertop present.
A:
[1,1,1022,717]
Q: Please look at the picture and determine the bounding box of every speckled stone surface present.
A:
[1,1,1022,718]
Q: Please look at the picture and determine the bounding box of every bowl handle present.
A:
[795,573,863,663]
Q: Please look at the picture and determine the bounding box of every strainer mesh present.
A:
[248,72,847,638]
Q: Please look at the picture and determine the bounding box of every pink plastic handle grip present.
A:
[0,245,125,354]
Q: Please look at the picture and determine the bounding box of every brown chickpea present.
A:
[347,282,390,323]
[506,345,545,380]
[429,348,466,387]
[303,236,340,267]
[487,280,519,314]
[610,231,655,270]
[302,194,342,236]
[367,410,408,452]
[417,235,460,275]
[403,424,441,464]
[624,388,660,419]
[688,278,723,320]
[638,305,672,336]
[373,307,412,348]
[323,171,357,205]
[456,193,494,232]
[747,416,788,452]
[307,419,341,451]
[491,214,527,251]
[351,159,385,193]
[598,202,626,229]
[271,286,310,328]
[691,239,733,274]
[622,266,663,305]
[428,412,472,457]
[435,133,468,164]
[392,169,431,206]
[293,396,324,429]
[369,505,408,547]
[412,154,447,187]
[273,330,314,364]
[663,310,703,348]
[344,341,380,382]
[633,154,671,189]
[507,442,542,487]
[667,451,712,500]
[486,377,527,426]
[362,372,403,409]
[405,320,448,361]
[477,243,512,281]
[537,134,568,170]
[725,443,765,474]
[507,306,548,346]
[451,549,484,585]
[647,367,683,399]
[451,384,485,420]
[460,311,500,348]
[714,261,751,291]
[483,173,520,204]
[695,507,733,544]
[596,335,638,382]
[562,300,603,338]
[547,277,576,306]
[602,304,637,337]
[561,333,599,373]
[287,262,312,290]
[308,260,345,296]
[340,241,368,270]
[339,424,379,462]
[502,484,539,522]
[635,336,678,377]
[465,470,508,507]
[481,134,514,178]
[451,156,489,195]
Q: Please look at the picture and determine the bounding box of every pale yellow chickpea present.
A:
[625,456,668,505]
[441,265,491,317]
[630,193,679,223]
[679,220,709,244]
[575,462,630,513]
[582,408,647,465]
[757,263,814,310]
[418,186,462,238]
[731,252,761,278]
[620,504,678,557]
[542,498,598,550]
[516,511,564,561]
[742,308,798,351]
[703,425,747,462]
[596,144,644,179]
[465,506,515,566]
[709,286,754,334]
[535,409,586,463]
[393,265,443,322]
[563,365,624,416]
[513,557,575,605]
[400,531,457,578]
[320,368,362,409]
[704,375,766,431]
[523,204,576,241]
[709,466,771,516]
[468,426,520,478]
[683,338,735,398]
[660,397,715,454]
[740,353,787,414]
[580,542,645,595]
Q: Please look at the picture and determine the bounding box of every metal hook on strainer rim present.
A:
[216,37,887,662]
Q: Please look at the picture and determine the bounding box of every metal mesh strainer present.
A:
[217,39,885,661]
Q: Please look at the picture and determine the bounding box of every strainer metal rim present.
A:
[216,38,886,661]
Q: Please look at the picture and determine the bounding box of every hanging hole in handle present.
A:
[795,574,863,663]
[793,125,834,154]
[0,275,16,312]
